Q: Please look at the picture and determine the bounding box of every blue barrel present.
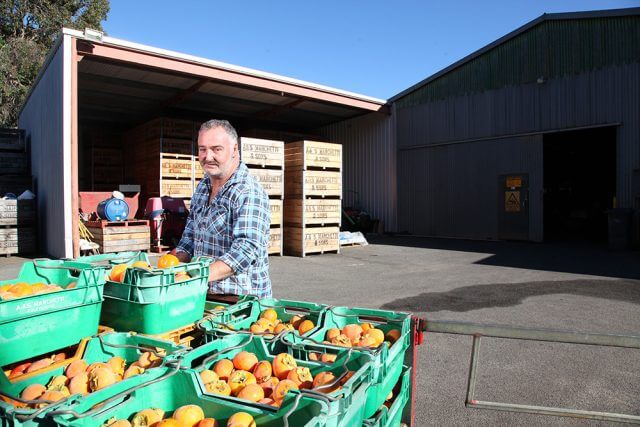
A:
[97,198,130,221]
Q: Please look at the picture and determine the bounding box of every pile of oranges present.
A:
[199,350,354,408]
[0,282,69,300]
[108,254,189,284]
[245,309,315,335]
[102,406,255,427]
[6,350,163,409]
[321,323,401,349]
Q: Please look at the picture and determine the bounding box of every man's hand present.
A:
[209,260,234,282]
[170,248,191,263]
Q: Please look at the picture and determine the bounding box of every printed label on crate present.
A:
[305,175,340,191]
[161,180,193,196]
[304,231,339,246]
[240,138,284,166]
[305,146,341,162]
[249,169,283,195]
[7,295,67,316]
[161,159,193,177]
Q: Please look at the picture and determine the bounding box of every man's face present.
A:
[197,126,238,179]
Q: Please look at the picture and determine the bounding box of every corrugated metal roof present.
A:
[392,8,640,107]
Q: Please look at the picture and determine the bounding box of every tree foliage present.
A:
[0,0,110,127]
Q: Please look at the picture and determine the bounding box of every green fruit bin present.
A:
[285,306,412,420]
[50,366,327,427]
[174,333,374,427]
[361,366,411,427]
[99,257,213,334]
[0,332,186,427]
[197,297,327,340]
[0,259,108,366]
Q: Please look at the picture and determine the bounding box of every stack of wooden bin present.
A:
[239,137,285,256]
[0,129,35,256]
[125,118,196,208]
[284,141,342,257]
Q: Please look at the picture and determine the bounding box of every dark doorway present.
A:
[543,127,616,243]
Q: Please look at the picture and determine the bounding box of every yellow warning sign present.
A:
[505,191,520,212]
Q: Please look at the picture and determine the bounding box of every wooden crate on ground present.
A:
[270,199,283,226]
[248,168,284,198]
[0,199,36,226]
[284,141,342,170]
[84,220,150,253]
[0,227,36,256]
[269,227,283,256]
[283,226,340,257]
[284,199,341,227]
[284,169,341,198]
[240,137,284,168]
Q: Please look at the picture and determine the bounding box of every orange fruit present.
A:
[325,328,341,341]
[272,379,298,403]
[297,320,314,335]
[385,329,401,344]
[236,383,265,402]
[213,359,234,381]
[155,420,181,427]
[131,408,165,426]
[198,419,219,427]
[227,412,256,427]
[109,264,128,282]
[252,361,272,383]
[157,254,180,269]
[272,353,297,380]
[132,260,151,270]
[287,367,313,389]
[9,282,32,298]
[363,328,385,346]
[233,352,258,372]
[205,379,231,396]
[342,324,363,343]
[173,404,205,427]
[260,308,278,322]
[228,370,257,396]
[312,371,340,393]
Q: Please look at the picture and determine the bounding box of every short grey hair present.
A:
[199,119,239,145]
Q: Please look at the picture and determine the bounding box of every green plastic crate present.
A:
[176,333,374,427]
[0,259,108,366]
[287,306,412,420]
[100,257,213,334]
[51,367,326,427]
[198,297,326,339]
[361,366,411,427]
[0,332,186,427]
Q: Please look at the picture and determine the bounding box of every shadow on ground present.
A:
[380,278,640,313]
[369,235,640,280]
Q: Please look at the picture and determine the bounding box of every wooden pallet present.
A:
[0,226,36,256]
[84,219,149,228]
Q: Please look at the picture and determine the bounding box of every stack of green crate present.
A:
[77,252,213,334]
[0,332,186,427]
[361,366,411,427]
[0,259,108,367]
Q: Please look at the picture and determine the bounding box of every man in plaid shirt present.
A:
[172,119,272,298]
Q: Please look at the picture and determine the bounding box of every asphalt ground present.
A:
[1,236,639,426]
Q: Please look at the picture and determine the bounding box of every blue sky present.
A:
[104,1,638,100]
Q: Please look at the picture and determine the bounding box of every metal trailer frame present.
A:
[424,319,640,425]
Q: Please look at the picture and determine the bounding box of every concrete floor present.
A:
[2,236,639,426]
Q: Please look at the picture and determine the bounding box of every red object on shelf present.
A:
[144,196,188,250]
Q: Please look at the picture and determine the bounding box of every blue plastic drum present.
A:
[97,198,130,221]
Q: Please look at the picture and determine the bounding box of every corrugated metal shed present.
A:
[393,8,640,108]
[392,8,640,241]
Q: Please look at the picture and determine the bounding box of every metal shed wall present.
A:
[398,135,543,240]
[18,36,72,257]
[317,111,398,231]
[396,62,639,239]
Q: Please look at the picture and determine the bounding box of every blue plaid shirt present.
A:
[177,162,272,298]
